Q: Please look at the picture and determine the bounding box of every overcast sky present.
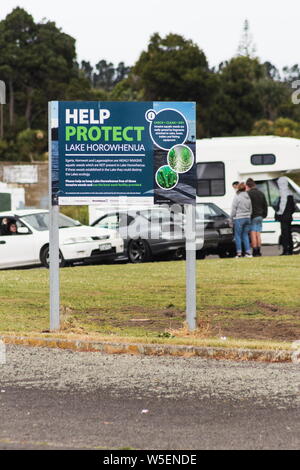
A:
[2,0,299,70]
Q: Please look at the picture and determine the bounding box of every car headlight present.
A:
[62,236,93,245]
[92,235,110,241]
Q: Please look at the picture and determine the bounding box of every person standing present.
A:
[231,182,252,258]
[246,178,268,257]
[232,181,239,192]
[275,177,296,255]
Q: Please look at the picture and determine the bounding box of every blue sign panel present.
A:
[50,101,196,206]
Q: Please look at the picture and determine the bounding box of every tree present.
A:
[0,8,37,129]
[282,64,300,84]
[109,71,144,101]
[263,61,281,81]
[93,60,115,90]
[237,19,256,58]
[80,60,94,83]
[207,56,264,136]
[0,7,91,146]
[252,117,300,138]
[115,62,131,85]
[132,33,213,102]
[256,78,289,121]
[129,33,216,136]
[23,18,78,128]
[16,128,47,161]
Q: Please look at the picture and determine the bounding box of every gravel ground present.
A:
[0,345,299,450]
[1,345,299,406]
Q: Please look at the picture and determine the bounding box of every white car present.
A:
[0,209,124,269]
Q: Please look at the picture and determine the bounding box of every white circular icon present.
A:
[145,109,156,122]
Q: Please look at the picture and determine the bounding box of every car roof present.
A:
[0,209,48,218]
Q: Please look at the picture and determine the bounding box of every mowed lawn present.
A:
[0,256,299,343]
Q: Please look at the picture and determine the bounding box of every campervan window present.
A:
[288,183,300,203]
[268,180,280,205]
[251,154,276,165]
[256,180,279,206]
[256,179,300,207]
[196,162,225,197]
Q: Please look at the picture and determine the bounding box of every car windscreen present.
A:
[196,203,228,221]
[21,213,81,231]
[139,209,184,224]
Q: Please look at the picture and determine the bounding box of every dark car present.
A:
[91,203,235,263]
[196,203,236,258]
[92,207,186,263]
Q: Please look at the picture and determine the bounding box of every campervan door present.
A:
[196,136,300,252]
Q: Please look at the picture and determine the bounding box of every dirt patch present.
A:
[210,318,300,341]
[72,305,185,332]
[207,301,300,341]
[254,301,299,317]
[60,301,300,341]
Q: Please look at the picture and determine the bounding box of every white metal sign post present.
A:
[49,102,60,331]
[49,205,60,331]
[185,204,197,331]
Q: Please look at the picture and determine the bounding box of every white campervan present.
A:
[196,136,300,253]
[0,182,25,211]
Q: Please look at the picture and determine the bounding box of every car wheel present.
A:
[292,228,300,254]
[40,246,66,268]
[128,239,151,263]
[218,246,236,258]
[172,247,186,261]
[196,250,206,260]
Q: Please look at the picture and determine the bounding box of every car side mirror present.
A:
[18,227,30,235]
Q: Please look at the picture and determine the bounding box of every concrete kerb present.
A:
[0,335,293,362]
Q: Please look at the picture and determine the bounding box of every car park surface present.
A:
[0,345,298,450]
[0,210,124,269]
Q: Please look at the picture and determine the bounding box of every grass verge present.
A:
[0,256,299,348]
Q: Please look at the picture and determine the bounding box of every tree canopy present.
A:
[0,8,300,161]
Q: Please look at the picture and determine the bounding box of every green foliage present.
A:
[109,76,144,101]
[169,147,193,173]
[16,129,47,161]
[207,56,265,136]
[60,206,89,225]
[133,33,216,106]
[180,147,192,171]
[157,332,175,339]
[168,149,177,169]
[252,117,300,138]
[255,78,289,121]
[156,166,178,189]
[1,7,300,159]
[0,139,20,161]
[0,7,91,158]
[0,140,8,158]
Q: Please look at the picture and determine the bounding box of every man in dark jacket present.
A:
[246,178,268,257]
[275,177,296,255]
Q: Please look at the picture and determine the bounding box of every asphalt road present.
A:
[0,345,299,450]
